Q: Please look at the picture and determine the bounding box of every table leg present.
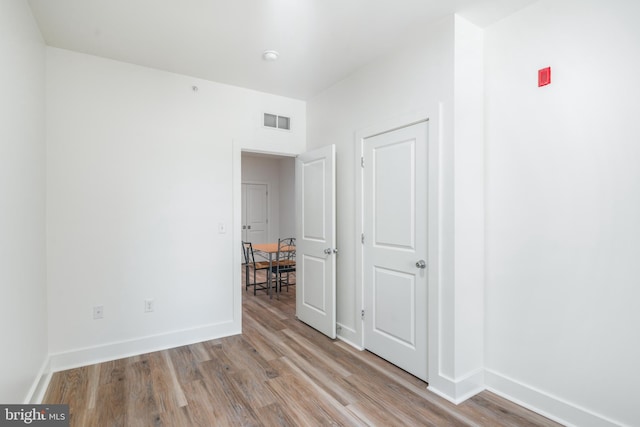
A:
[268,252,273,299]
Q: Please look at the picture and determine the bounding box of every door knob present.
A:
[415,260,426,269]
[324,248,332,255]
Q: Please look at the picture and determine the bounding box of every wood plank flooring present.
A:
[44,271,561,426]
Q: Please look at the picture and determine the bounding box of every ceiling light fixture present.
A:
[262,50,279,62]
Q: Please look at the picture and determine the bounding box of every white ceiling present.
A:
[28,0,536,100]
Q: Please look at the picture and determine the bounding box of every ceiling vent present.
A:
[263,113,291,131]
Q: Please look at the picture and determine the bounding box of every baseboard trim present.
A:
[336,323,362,350]
[485,369,625,427]
[24,356,52,404]
[49,320,240,373]
[428,368,485,404]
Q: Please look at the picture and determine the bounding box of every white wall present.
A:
[307,15,485,402]
[278,157,296,239]
[241,153,296,243]
[485,1,640,425]
[452,15,485,394]
[307,14,451,345]
[46,48,305,369]
[242,154,283,243]
[0,0,47,403]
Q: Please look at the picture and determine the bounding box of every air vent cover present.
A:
[264,113,291,131]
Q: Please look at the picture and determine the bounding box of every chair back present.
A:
[276,237,296,267]
[242,241,253,265]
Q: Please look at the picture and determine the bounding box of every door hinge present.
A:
[361,233,365,244]
[361,156,364,168]
[361,309,365,320]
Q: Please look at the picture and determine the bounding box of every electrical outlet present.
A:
[144,299,155,313]
[93,305,104,320]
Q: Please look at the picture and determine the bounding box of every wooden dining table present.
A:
[251,242,295,298]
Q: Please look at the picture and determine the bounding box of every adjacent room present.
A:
[1,0,638,426]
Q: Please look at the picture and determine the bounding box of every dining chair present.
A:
[271,237,296,295]
[242,241,270,295]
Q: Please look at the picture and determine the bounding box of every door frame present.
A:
[232,141,298,330]
[354,110,441,378]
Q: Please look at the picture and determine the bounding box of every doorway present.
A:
[240,152,296,248]
[238,147,337,341]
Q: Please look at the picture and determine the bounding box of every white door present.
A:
[363,121,428,381]
[241,183,268,244]
[296,145,337,339]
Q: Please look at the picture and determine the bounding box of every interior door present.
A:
[241,183,268,244]
[363,121,428,381]
[295,145,337,339]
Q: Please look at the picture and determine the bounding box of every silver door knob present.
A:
[324,248,332,255]
[416,260,426,269]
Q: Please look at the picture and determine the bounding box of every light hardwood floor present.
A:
[44,271,561,426]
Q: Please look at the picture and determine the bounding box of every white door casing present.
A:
[362,120,428,381]
[295,145,337,339]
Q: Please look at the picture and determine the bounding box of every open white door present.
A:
[295,145,337,339]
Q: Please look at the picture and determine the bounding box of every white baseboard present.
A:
[24,356,52,404]
[49,320,240,373]
[336,323,362,350]
[427,368,485,404]
[485,369,625,427]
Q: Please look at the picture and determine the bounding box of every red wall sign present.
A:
[538,67,551,87]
